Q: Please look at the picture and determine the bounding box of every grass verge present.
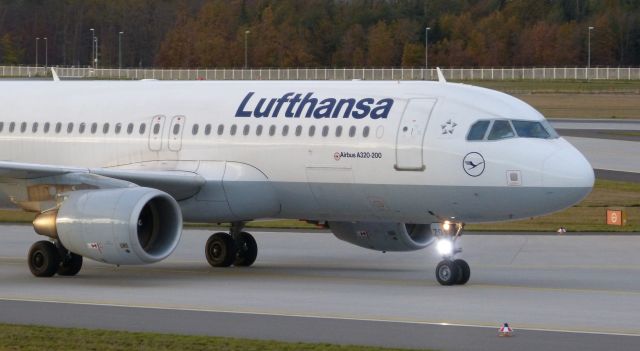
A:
[0,323,425,351]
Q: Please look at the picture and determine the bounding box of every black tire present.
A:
[435,260,460,286]
[57,252,83,276]
[454,259,470,285]
[234,232,258,267]
[28,241,61,277]
[205,232,236,267]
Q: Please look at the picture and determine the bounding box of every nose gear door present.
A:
[395,99,436,171]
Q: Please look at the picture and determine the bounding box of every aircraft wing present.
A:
[0,161,206,211]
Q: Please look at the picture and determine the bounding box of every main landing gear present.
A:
[28,240,83,277]
[205,222,258,268]
[433,222,470,286]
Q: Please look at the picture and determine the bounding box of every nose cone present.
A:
[543,144,595,205]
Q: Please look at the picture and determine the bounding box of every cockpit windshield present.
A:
[467,119,558,141]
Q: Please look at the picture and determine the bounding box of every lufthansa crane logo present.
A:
[463,152,485,177]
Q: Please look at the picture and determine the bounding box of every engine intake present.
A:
[33,187,182,265]
[328,221,435,252]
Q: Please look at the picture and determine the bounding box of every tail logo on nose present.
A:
[463,152,485,177]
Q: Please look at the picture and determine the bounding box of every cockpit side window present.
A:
[511,120,551,139]
[466,120,490,141]
[487,120,515,140]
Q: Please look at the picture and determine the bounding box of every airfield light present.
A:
[588,26,594,70]
[436,238,454,257]
[244,30,251,69]
[425,27,431,73]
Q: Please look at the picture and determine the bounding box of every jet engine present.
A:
[33,187,182,265]
[328,222,435,252]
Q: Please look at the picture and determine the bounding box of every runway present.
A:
[1,226,639,350]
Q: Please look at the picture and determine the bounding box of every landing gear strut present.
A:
[28,240,83,277]
[433,222,470,286]
[205,222,258,268]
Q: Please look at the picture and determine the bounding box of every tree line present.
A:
[0,0,638,68]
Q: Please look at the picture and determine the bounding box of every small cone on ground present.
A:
[498,323,513,337]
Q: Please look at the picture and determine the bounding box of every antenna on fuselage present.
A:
[436,67,446,84]
[51,68,60,82]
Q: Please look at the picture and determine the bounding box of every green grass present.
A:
[463,79,640,94]
[0,323,426,351]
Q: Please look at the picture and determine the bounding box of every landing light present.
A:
[436,238,454,256]
[442,221,451,231]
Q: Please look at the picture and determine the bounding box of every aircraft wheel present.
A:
[28,241,61,277]
[435,260,460,286]
[205,232,236,267]
[454,259,470,285]
[234,232,258,267]
[57,252,83,276]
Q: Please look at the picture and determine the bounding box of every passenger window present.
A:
[115,123,122,134]
[192,124,199,135]
[335,126,343,137]
[309,126,316,137]
[362,126,369,138]
[230,124,237,136]
[127,123,134,134]
[91,123,98,134]
[282,125,289,136]
[153,123,161,135]
[487,120,515,140]
[349,126,356,137]
[243,125,250,136]
[67,123,74,133]
[467,120,490,141]
[9,122,15,133]
[0,122,3,132]
[217,124,224,135]
[55,122,62,133]
[256,125,263,136]
[20,122,27,133]
[512,120,551,139]
[32,123,39,133]
[322,126,329,137]
[269,125,276,136]
[103,123,110,134]
[204,124,212,135]
[295,125,302,136]
[44,122,50,133]
[139,123,146,134]
[79,123,86,134]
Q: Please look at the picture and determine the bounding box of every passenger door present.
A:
[395,99,436,171]
[148,115,166,151]
[168,115,186,152]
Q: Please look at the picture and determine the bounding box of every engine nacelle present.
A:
[34,187,183,265]
[328,221,435,252]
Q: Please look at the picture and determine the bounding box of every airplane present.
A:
[0,70,594,285]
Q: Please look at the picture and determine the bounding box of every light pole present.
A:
[90,28,95,68]
[35,37,39,67]
[588,26,594,68]
[95,36,99,69]
[244,30,250,68]
[118,31,124,68]
[425,27,431,78]
[44,37,48,68]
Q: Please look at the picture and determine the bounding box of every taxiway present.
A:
[1,226,639,350]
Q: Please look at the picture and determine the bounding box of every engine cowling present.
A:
[328,222,435,252]
[34,187,182,265]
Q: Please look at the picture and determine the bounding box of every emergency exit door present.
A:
[394,99,436,171]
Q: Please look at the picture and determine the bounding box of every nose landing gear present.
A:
[433,222,470,286]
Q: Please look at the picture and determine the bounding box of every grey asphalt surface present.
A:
[1,226,639,350]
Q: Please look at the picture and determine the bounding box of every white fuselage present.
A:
[0,80,594,224]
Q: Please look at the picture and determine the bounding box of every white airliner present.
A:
[0,71,594,285]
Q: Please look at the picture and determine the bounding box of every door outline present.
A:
[168,115,186,152]
[394,99,437,171]
[148,115,166,151]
